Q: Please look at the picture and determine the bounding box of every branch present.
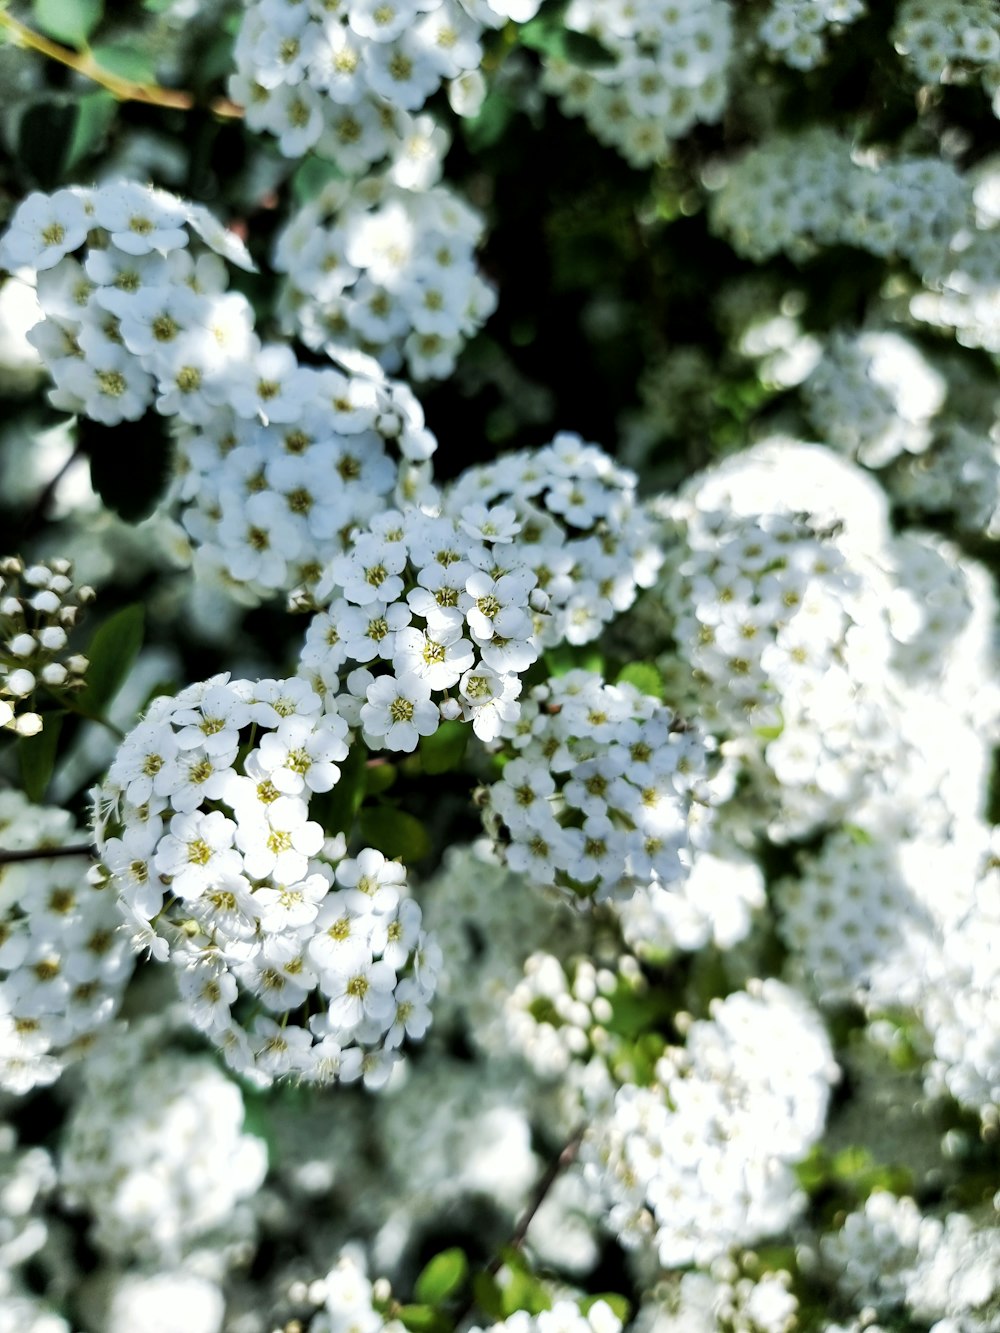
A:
[0,12,244,118]
[0,842,93,865]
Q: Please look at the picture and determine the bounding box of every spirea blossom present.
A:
[0,792,133,1096]
[92,674,439,1086]
[273,173,496,381]
[480,670,710,906]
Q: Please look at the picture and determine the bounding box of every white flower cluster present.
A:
[821,1191,1000,1331]
[307,1247,396,1333]
[0,791,134,1096]
[757,0,865,70]
[910,224,1000,353]
[578,980,837,1267]
[0,1126,57,1309]
[0,181,257,428]
[892,0,1000,113]
[636,1261,798,1333]
[298,502,540,744]
[93,674,440,1087]
[542,0,731,168]
[229,0,541,168]
[801,329,947,468]
[468,1299,622,1333]
[60,1037,267,1264]
[273,173,496,382]
[1,556,93,737]
[445,433,663,648]
[711,130,973,276]
[172,359,434,606]
[481,670,708,906]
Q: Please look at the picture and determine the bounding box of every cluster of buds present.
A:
[1,558,93,736]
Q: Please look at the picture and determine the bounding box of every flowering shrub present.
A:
[1,0,999,1330]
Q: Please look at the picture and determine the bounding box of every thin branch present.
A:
[0,12,244,118]
[16,444,84,543]
[0,842,93,865]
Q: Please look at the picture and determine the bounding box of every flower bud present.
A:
[29,590,61,614]
[66,654,89,675]
[39,625,68,651]
[439,697,462,721]
[6,667,35,696]
[41,662,68,686]
[8,632,36,658]
[14,711,43,737]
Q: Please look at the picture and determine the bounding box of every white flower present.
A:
[360,672,439,751]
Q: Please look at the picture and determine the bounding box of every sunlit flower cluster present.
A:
[756,0,865,70]
[892,0,1000,112]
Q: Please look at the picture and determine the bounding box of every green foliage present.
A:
[518,17,614,67]
[317,742,368,836]
[396,1306,450,1333]
[413,1248,469,1306]
[90,42,156,84]
[66,91,116,170]
[580,1295,632,1325]
[419,720,468,775]
[496,1253,553,1316]
[76,604,145,714]
[33,0,103,47]
[359,805,431,864]
[17,102,78,191]
[18,714,63,803]
[615,662,664,699]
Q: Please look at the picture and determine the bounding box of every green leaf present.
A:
[66,90,116,170]
[414,1249,469,1306]
[33,0,103,47]
[396,1306,449,1333]
[78,413,173,523]
[580,1296,632,1325]
[499,1265,552,1317]
[359,806,431,864]
[17,101,76,191]
[462,90,514,152]
[89,42,156,84]
[519,19,614,67]
[543,646,604,678]
[615,662,664,700]
[18,714,63,803]
[419,720,468,775]
[76,604,145,714]
[318,742,367,837]
[292,156,345,203]
[364,762,397,797]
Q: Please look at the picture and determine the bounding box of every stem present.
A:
[17,444,84,543]
[0,842,93,865]
[43,689,126,740]
[0,12,244,118]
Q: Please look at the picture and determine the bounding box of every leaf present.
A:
[472,1273,504,1321]
[292,156,345,203]
[359,805,431,864]
[519,19,614,67]
[66,90,116,170]
[319,742,367,836]
[33,0,103,47]
[76,604,144,714]
[18,714,63,803]
[78,413,173,523]
[414,1249,469,1306]
[17,101,76,191]
[90,42,156,84]
[396,1307,450,1333]
[499,1265,552,1317]
[419,720,468,775]
[364,762,397,797]
[615,662,664,700]
[462,90,514,152]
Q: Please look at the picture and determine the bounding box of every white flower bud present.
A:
[6,667,36,696]
[30,590,61,614]
[439,697,462,721]
[1,597,21,616]
[66,654,89,675]
[0,700,13,728]
[529,588,550,612]
[39,625,68,651]
[8,632,37,658]
[24,564,52,587]
[59,605,79,627]
[78,586,97,604]
[41,662,68,686]
[49,574,73,595]
[14,711,43,736]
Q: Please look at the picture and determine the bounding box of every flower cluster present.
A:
[757,0,865,70]
[273,173,496,382]
[444,433,662,648]
[892,0,1000,112]
[800,330,947,469]
[229,0,542,168]
[171,362,435,605]
[1,557,93,737]
[298,503,541,744]
[0,181,256,429]
[578,980,837,1267]
[636,1261,798,1333]
[711,131,972,277]
[467,1301,622,1333]
[541,0,731,168]
[479,670,709,906]
[92,674,440,1086]
[60,1034,267,1264]
[0,791,134,1096]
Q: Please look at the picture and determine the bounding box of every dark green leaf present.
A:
[293,156,345,203]
[66,90,116,170]
[17,102,76,191]
[419,720,468,775]
[462,91,514,152]
[90,42,156,84]
[18,714,63,803]
[472,1273,504,1320]
[78,413,173,523]
[33,0,103,47]
[364,762,397,797]
[359,806,431,864]
[396,1306,449,1333]
[77,604,145,714]
[319,742,367,836]
[519,19,614,67]
[615,662,664,699]
[414,1249,468,1306]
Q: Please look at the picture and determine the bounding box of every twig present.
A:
[0,842,93,865]
[0,11,244,118]
[16,444,84,543]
